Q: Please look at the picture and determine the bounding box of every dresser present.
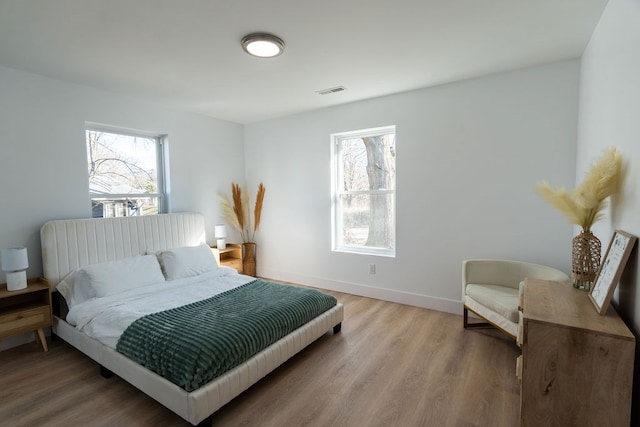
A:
[518,279,634,426]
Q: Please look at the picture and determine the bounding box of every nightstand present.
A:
[0,279,52,352]
[212,243,243,273]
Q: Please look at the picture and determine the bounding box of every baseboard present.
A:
[260,268,462,315]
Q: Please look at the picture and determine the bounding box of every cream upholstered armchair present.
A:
[462,259,569,339]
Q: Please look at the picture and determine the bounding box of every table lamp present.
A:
[2,247,29,291]
[215,225,227,250]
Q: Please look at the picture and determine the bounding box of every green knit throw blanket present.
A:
[116,279,337,391]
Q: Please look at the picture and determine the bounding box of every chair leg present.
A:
[462,306,492,329]
[463,305,517,340]
[463,307,469,329]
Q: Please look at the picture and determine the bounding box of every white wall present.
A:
[245,61,579,312]
[0,58,582,350]
[577,1,640,419]
[0,66,245,349]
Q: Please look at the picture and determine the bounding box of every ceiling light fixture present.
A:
[241,33,285,58]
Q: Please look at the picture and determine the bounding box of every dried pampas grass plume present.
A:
[534,182,585,226]
[535,147,622,232]
[218,193,241,231]
[574,147,621,209]
[218,182,266,243]
[253,183,266,239]
[231,183,245,232]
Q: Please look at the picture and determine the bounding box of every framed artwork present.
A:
[589,230,637,315]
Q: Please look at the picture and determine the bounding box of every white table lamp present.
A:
[215,225,227,250]
[2,247,29,291]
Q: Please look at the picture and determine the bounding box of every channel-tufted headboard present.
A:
[40,212,206,286]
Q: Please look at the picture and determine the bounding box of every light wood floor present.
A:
[0,290,520,427]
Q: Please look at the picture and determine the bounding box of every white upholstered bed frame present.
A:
[40,212,344,425]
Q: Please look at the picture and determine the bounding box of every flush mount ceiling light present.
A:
[241,33,285,58]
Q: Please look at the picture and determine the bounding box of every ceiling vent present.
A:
[316,86,347,95]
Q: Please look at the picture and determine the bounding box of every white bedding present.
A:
[66,266,253,349]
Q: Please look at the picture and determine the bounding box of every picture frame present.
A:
[589,230,637,315]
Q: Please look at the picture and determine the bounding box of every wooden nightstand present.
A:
[212,244,243,273]
[0,279,52,352]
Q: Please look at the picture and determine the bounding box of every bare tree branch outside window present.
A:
[86,129,162,217]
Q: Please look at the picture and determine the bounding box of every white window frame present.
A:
[331,125,396,257]
[86,123,169,216]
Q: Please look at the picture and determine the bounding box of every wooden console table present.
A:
[518,278,634,426]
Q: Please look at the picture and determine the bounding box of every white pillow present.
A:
[158,243,218,280]
[57,255,165,308]
[56,271,82,308]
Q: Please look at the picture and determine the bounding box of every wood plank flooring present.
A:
[0,290,520,427]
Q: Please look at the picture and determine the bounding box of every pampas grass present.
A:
[218,182,266,243]
[231,183,245,232]
[218,192,241,235]
[535,147,622,231]
[252,183,265,242]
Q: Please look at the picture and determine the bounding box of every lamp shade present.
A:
[2,247,28,272]
[2,248,28,291]
[214,225,227,238]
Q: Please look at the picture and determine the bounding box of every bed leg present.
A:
[100,366,114,379]
[333,322,342,334]
[196,415,213,426]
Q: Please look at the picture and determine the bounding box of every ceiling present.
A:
[0,0,608,124]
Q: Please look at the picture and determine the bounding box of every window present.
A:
[86,126,167,218]
[331,125,396,257]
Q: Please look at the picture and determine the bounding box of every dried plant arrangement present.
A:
[218,182,266,243]
[535,147,623,290]
[535,147,622,232]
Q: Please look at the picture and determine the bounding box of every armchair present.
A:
[462,259,569,339]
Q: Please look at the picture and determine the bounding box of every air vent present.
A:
[316,86,347,95]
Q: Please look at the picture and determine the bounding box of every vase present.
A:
[571,230,601,291]
[242,242,257,277]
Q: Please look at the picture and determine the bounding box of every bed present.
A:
[40,212,343,426]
